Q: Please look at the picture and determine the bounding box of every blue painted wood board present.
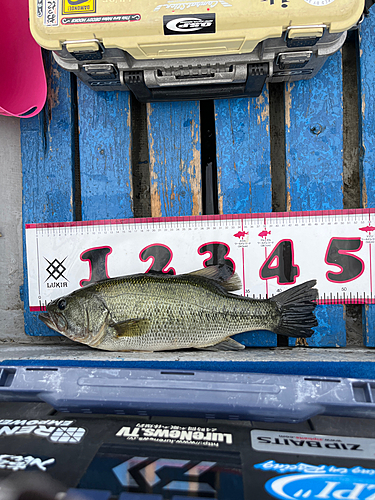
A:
[214,90,276,347]
[77,83,133,221]
[284,51,346,347]
[20,54,75,336]
[147,101,202,217]
[359,11,375,346]
[215,92,272,215]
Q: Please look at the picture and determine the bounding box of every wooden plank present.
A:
[285,51,346,347]
[77,84,133,221]
[359,10,375,347]
[147,101,201,218]
[20,53,74,336]
[214,90,277,346]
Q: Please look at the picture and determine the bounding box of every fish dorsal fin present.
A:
[197,337,245,351]
[109,318,150,338]
[186,265,242,292]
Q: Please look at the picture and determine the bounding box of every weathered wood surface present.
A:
[285,51,346,347]
[147,101,201,218]
[19,15,375,348]
[214,92,276,346]
[78,83,133,221]
[359,9,375,347]
[20,54,75,336]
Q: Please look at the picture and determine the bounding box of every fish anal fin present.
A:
[110,318,150,338]
[197,337,245,351]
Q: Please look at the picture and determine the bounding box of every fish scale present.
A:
[39,266,318,351]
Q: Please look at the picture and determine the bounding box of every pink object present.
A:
[0,0,47,118]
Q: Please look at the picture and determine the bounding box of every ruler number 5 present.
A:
[325,237,364,283]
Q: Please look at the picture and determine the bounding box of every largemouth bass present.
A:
[39,265,318,351]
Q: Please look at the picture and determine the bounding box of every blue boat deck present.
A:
[9,10,375,376]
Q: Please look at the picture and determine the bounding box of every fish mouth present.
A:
[39,311,64,333]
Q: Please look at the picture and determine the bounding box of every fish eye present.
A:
[57,299,67,311]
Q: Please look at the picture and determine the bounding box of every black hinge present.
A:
[244,63,268,97]
[124,71,152,101]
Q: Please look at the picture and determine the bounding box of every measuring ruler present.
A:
[25,208,375,311]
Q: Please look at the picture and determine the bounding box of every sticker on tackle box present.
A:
[44,0,59,26]
[62,0,96,15]
[251,430,375,459]
[255,460,375,500]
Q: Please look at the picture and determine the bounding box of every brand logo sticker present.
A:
[0,419,86,444]
[251,429,375,459]
[266,473,375,500]
[163,14,215,35]
[116,423,233,446]
[44,0,59,26]
[256,461,375,500]
[62,0,96,15]
[0,454,55,472]
[61,14,141,24]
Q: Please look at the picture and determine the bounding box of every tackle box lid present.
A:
[0,366,375,500]
[0,366,374,421]
[29,0,364,60]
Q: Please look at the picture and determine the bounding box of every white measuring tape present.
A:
[25,209,375,310]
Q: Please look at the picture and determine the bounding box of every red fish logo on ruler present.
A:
[26,209,375,312]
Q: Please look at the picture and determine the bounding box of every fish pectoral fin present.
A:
[109,318,150,338]
[196,337,245,351]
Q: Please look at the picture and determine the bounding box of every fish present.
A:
[234,231,249,239]
[359,225,375,233]
[39,265,318,352]
[258,230,271,238]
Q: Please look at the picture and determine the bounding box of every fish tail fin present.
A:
[270,280,318,338]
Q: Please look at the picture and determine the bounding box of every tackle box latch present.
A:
[83,64,118,81]
[284,25,327,48]
[122,62,269,102]
[63,39,104,61]
[276,51,313,70]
